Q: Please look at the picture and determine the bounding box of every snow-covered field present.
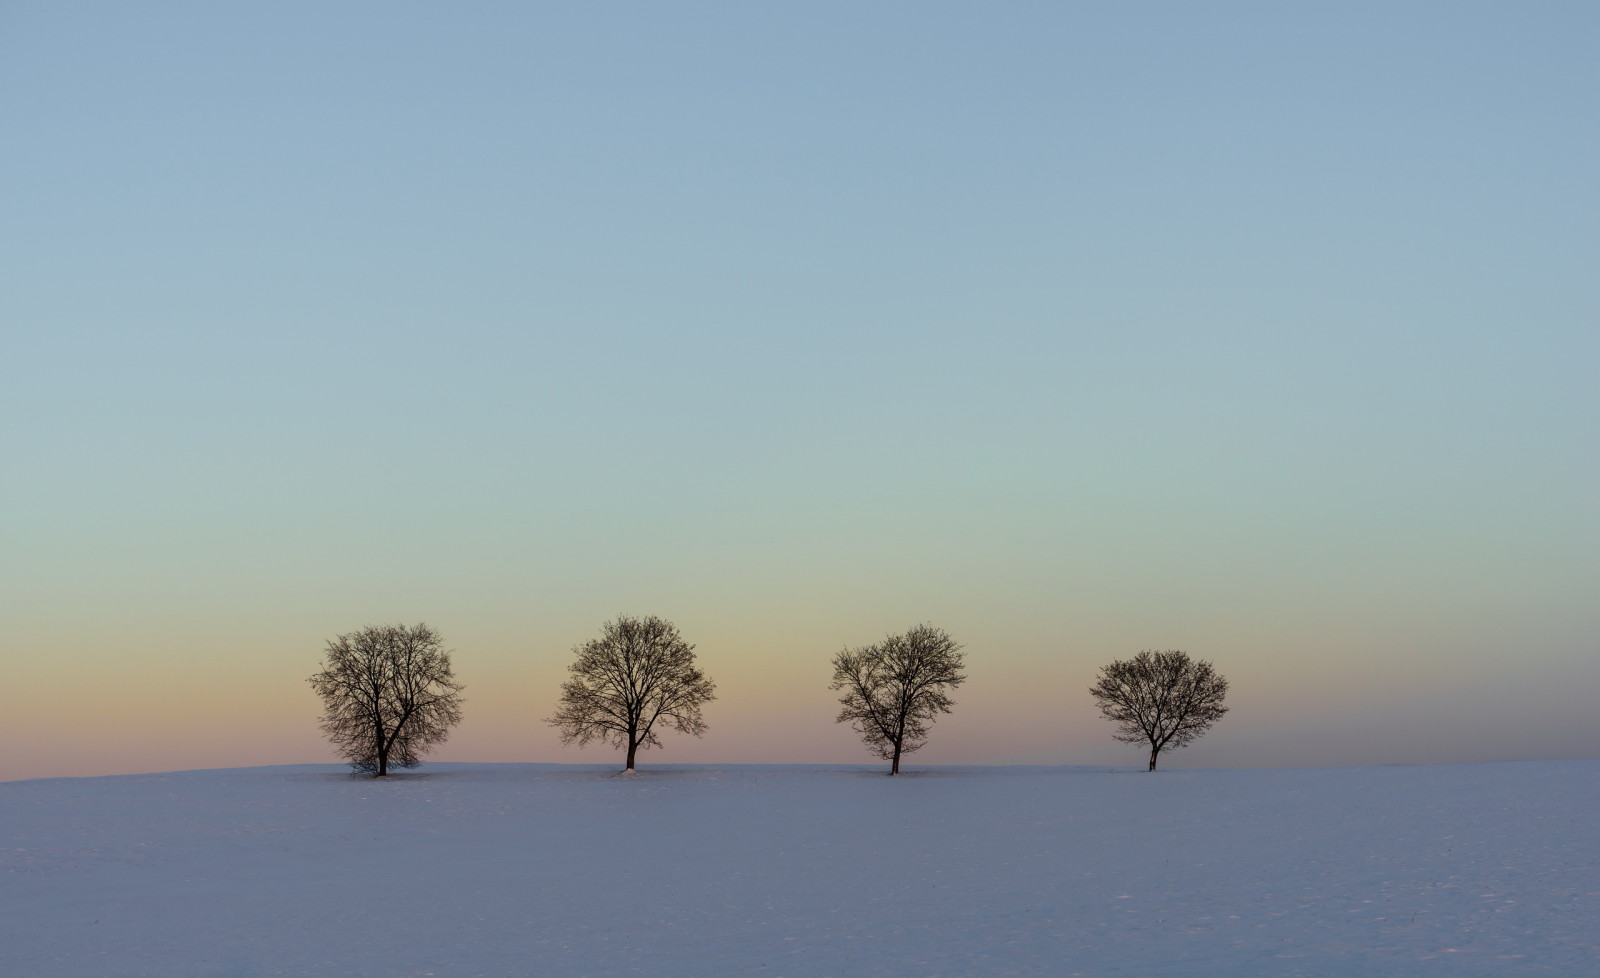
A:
[3,761,1596,977]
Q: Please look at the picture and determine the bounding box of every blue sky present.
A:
[2,2,1595,779]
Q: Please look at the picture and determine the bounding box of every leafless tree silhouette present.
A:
[307,623,465,777]
[548,615,716,773]
[1089,649,1228,771]
[831,624,967,775]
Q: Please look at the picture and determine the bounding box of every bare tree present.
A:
[831,623,967,775]
[307,623,465,777]
[547,615,716,773]
[1089,649,1228,771]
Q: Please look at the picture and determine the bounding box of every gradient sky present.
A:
[3,2,1596,781]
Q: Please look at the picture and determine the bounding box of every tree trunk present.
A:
[625,738,638,773]
[1148,746,1159,772]
[890,741,902,776]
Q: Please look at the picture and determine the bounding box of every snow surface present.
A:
[4,761,1597,977]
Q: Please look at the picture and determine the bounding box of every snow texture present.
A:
[3,761,1596,977]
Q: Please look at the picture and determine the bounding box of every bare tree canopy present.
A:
[831,623,967,775]
[1089,649,1228,771]
[307,623,465,777]
[547,615,716,773]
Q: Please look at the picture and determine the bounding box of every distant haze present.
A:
[3,3,1596,781]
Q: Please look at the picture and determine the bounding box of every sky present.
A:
[2,2,1595,782]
